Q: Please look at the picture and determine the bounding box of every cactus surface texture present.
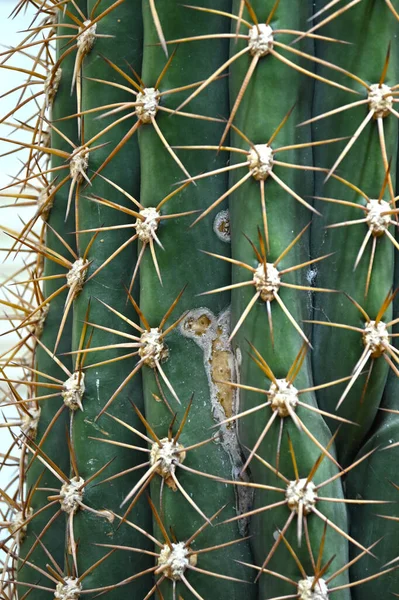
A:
[2,1,399,599]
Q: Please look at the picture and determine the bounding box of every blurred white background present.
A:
[0,0,38,505]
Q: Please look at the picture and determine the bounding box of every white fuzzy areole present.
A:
[136,87,160,123]
[62,371,85,411]
[286,479,317,514]
[248,144,274,180]
[248,23,274,57]
[54,577,82,600]
[37,187,54,221]
[150,437,186,478]
[66,258,88,292]
[21,406,41,439]
[297,577,329,600]
[135,207,160,242]
[269,379,299,417]
[366,199,390,236]
[253,262,281,301]
[59,476,84,514]
[9,507,33,541]
[158,542,196,580]
[368,83,393,118]
[362,320,389,357]
[77,19,97,53]
[69,146,89,182]
[139,328,169,368]
[44,67,62,108]
[27,304,49,337]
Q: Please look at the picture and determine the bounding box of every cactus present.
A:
[2,0,399,598]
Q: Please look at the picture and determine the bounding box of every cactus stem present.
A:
[301,47,397,184]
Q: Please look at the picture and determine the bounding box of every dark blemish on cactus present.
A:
[214,210,231,243]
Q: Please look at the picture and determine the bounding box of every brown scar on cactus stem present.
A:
[92,399,220,525]
[1,225,95,354]
[178,307,254,527]
[70,287,188,420]
[179,308,235,420]
[77,176,197,291]
[91,498,250,599]
[315,167,399,297]
[70,50,223,183]
[21,434,114,575]
[166,1,357,147]
[174,114,349,239]
[239,527,394,599]
[222,435,388,580]
[200,226,336,345]
[299,46,398,190]
[305,288,399,409]
[211,340,356,474]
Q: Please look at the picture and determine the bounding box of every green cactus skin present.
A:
[311,0,399,467]
[2,1,399,599]
[346,369,399,598]
[17,6,82,596]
